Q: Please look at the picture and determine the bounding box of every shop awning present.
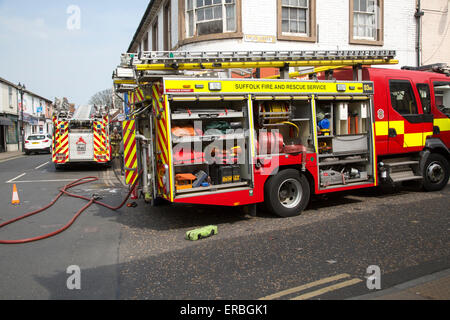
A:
[0,117,13,126]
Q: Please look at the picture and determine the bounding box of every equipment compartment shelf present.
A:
[319,158,369,166]
[176,181,249,195]
[321,179,373,189]
[319,150,369,158]
[172,133,246,144]
[172,111,244,120]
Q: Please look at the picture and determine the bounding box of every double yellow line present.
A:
[259,274,362,300]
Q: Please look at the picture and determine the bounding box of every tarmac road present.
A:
[0,154,123,299]
[0,153,448,300]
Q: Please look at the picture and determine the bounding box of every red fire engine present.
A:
[113,50,449,217]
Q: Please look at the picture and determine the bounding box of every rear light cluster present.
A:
[97,155,107,160]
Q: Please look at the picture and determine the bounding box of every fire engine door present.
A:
[387,79,434,154]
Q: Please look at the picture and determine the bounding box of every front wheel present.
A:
[264,169,311,217]
[422,153,449,192]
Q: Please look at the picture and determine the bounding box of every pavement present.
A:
[0,153,448,300]
[0,151,25,162]
[351,268,450,300]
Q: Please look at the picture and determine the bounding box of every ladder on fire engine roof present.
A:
[402,63,450,76]
[113,49,398,89]
[53,97,73,119]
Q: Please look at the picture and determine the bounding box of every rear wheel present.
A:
[264,169,310,217]
[422,153,449,191]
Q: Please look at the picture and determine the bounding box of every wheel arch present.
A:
[424,138,450,162]
[264,165,315,195]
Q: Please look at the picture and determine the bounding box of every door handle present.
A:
[388,128,397,138]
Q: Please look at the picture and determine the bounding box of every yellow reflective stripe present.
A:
[389,121,405,135]
[312,96,319,154]
[434,118,450,132]
[375,121,388,136]
[164,94,174,202]
[372,123,377,186]
[248,95,256,158]
[403,133,423,148]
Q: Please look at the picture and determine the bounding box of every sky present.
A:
[0,0,149,105]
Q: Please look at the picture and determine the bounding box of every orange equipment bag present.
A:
[172,126,195,137]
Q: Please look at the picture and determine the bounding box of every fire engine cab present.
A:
[329,65,450,192]
[113,50,449,217]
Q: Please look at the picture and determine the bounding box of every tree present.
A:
[89,89,113,107]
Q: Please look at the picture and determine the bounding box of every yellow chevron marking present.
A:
[126,148,136,168]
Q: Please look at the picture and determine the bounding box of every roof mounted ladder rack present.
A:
[114,49,398,84]
[402,63,450,76]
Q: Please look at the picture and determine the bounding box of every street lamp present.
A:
[17,83,25,152]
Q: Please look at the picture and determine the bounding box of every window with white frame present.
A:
[353,0,377,40]
[281,0,309,35]
[8,86,13,108]
[186,0,236,37]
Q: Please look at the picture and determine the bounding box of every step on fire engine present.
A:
[52,99,111,169]
[113,50,449,217]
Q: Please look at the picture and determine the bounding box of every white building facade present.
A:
[0,77,53,152]
[0,79,20,152]
[420,0,450,66]
[128,0,418,68]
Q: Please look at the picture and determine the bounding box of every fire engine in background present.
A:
[52,99,111,169]
[113,50,449,217]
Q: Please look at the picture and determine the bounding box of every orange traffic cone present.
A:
[11,184,20,205]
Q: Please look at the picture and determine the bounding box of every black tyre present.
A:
[422,153,449,192]
[25,150,30,155]
[264,169,310,217]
